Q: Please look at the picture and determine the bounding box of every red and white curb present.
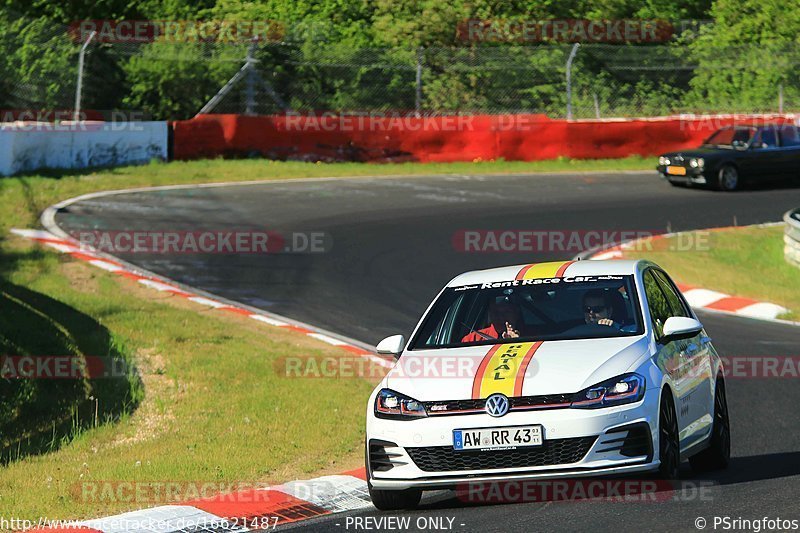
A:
[11,227,385,530]
[672,284,788,320]
[34,469,370,532]
[586,227,791,321]
[9,228,393,371]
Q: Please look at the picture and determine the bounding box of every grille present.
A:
[405,436,597,472]
[423,394,573,415]
[512,394,573,409]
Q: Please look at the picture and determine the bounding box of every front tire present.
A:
[657,390,680,479]
[716,164,740,191]
[368,485,422,511]
[689,377,731,472]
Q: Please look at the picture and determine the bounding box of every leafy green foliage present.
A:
[0,1,798,118]
[685,0,800,112]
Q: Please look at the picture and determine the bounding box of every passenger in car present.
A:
[461,301,524,342]
[583,289,636,332]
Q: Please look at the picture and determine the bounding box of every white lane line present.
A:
[249,314,290,327]
[187,296,227,308]
[88,259,124,272]
[307,333,348,346]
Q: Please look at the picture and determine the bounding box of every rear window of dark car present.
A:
[780,126,800,147]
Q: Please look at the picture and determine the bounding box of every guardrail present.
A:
[172,114,789,162]
[785,208,800,268]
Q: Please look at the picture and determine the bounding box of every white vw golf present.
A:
[366,260,730,510]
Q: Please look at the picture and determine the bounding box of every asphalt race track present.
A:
[54,172,800,532]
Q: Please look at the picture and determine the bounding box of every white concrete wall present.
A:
[0,121,168,176]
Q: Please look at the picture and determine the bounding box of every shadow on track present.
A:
[403,451,800,512]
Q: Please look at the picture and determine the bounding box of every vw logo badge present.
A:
[485,393,510,417]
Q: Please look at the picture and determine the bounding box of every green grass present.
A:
[625,226,800,320]
[0,156,650,520]
[0,242,377,519]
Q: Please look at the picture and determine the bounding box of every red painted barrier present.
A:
[171,114,794,163]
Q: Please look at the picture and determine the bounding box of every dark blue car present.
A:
[656,124,800,191]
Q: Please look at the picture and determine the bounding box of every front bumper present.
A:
[656,165,707,185]
[366,388,660,490]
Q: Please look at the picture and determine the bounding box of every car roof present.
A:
[447,259,643,287]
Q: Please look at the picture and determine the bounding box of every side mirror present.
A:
[662,316,703,341]
[376,334,405,359]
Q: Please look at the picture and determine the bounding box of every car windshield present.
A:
[702,127,756,148]
[410,275,644,350]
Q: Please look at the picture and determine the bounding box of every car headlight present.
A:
[375,389,427,419]
[689,157,704,168]
[571,373,645,409]
[658,156,670,166]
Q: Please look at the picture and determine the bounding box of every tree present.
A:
[685,0,800,112]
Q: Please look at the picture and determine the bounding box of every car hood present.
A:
[385,336,649,401]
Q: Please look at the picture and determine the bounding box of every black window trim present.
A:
[651,268,692,319]
[642,268,672,343]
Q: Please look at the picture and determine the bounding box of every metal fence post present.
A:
[73,30,96,122]
[779,83,784,114]
[565,43,580,120]
[415,46,424,117]
[245,40,257,115]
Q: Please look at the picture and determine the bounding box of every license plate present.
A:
[666,166,687,176]
[453,425,543,451]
